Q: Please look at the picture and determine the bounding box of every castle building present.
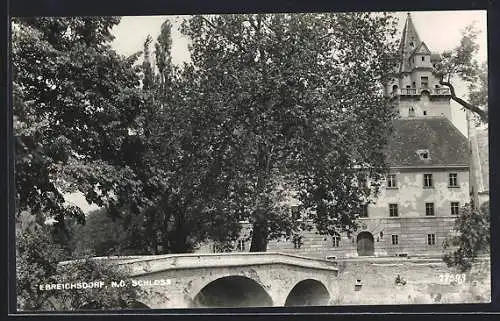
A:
[198,13,470,258]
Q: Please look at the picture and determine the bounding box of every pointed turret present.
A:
[385,12,452,119]
[398,13,422,72]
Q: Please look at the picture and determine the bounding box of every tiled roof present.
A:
[385,117,469,167]
[410,42,431,56]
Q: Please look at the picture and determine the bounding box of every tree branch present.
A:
[440,80,488,123]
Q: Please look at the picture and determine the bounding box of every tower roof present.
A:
[398,13,422,72]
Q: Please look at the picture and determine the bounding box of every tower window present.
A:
[421,76,429,88]
[237,239,246,251]
[421,56,425,62]
[423,111,427,116]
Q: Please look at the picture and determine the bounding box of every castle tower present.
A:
[386,13,452,119]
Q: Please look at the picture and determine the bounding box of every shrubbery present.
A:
[443,201,490,272]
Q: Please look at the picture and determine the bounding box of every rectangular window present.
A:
[392,235,399,245]
[332,235,341,248]
[359,204,369,218]
[389,204,399,217]
[427,234,436,245]
[423,174,433,188]
[421,76,429,88]
[237,239,246,251]
[387,174,397,188]
[451,202,460,215]
[449,173,458,187]
[425,203,435,216]
[421,56,425,62]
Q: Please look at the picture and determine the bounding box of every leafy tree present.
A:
[435,24,488,123]
[142,35,155,90]
[111,62,244,254]
[443,201,490,272]
[180,13,399,251]
[70,208,128,257]
[13,16,147,310]
[155,20,173,92]
[12,17,145,246]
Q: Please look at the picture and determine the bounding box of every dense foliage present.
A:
[16,213,144,311]
[179,13,399,250]
[12,16,146,310]
[12,17,145,249]
[443,201,490,272]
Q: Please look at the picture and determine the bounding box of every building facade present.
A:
[197,13,470,258]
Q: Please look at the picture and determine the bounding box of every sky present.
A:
[65,10,488,213]
[109,10,487,136]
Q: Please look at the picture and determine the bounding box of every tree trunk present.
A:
[249,216,269,252]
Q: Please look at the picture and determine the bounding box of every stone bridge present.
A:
[92,252,339,309]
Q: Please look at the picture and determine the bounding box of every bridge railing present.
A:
[81,252,338,277]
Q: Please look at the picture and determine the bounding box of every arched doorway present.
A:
[284,279,330,306]
[192,276,273,308]
[357,231,374,256]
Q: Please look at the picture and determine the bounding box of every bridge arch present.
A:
[284,279,330,306]
[191,275,273,308]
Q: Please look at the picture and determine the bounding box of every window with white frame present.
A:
[387,174,397,188]
[449,173,458,187]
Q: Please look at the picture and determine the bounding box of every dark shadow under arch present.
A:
[191,276,273,308]
[284,279,330,306]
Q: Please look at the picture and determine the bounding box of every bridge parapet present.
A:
[91,252,338,277]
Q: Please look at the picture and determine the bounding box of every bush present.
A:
[443,201,490,272]
[16,220,145,311]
